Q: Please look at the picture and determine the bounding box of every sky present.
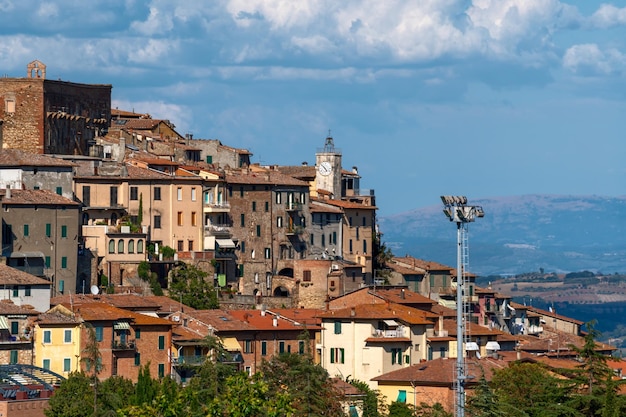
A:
[1,0,625,217]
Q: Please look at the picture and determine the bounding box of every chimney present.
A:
[401,289,405,299]
[272,317,278,327]
[5,186,10,199]
[350,307,356,317]
[438,313,444,335]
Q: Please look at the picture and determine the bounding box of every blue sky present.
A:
[1,0,625,217]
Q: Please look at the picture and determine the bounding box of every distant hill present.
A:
[379,195,626,276]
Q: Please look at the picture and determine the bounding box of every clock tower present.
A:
[315,135,342,199]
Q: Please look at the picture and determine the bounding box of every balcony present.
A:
[204,224,232,237]
[527,325,544,335]
[203,202,230,213]
[286,226,304,236]
[172,355,207,366]
[285,201,302,211]
[371,328,407,338]
[112,340,136,351]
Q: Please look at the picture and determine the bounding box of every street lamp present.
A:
[440,195,484,417]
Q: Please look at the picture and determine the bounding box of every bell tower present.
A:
[315,133,342,199]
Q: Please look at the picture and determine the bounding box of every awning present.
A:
[349,405,359,417]
[0,317,8,330]
[397,390,407,403]
[216,239,236,249]
[486,341,501,351]
[383,319,399,327]
[113,321,130,330]
[221,337,241,352]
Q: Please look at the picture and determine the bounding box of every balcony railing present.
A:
[527,325,544,335]
[172,355,207,366]
[286,226,304,235]
[285,202,302,211]
[204,224,232,234]
[112,340,136,350]
[372,328,407,338]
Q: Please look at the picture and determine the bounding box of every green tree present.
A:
[45,372,94,417]
[168,263,218,309]
[348,378,385,417]
[388,401,415,417]
[98,376,134,416]
[133,363,158,406]
[372,231,393,282]
[82,323,104,415]
[259,351,344,417]
[466,375,508,417]
[414,402,453,417]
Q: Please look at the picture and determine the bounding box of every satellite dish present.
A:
[90,285,99,295]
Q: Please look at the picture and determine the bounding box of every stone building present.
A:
[0,60,111,155]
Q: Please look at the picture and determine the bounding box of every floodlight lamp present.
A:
[440,196,452,205]
[475,207,485,218]
[443,208,453,220]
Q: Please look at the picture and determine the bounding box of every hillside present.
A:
[379,195,626,276]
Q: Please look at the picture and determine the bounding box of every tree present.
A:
[45,372,94,417]
[259,351,344,417]
[168,263,218,309]
[133,363,158,406]
[82,323,103,415]
[98,376,134,416]
[347,378,385,417]
[388,401,415,417]
[414,402,453,417]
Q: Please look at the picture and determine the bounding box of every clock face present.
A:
[318,161,332,176]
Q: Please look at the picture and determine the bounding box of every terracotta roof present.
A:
[275,165,317,179]
[331,378,366,397]
[0,300,41,316]
[318,303,433,325]
[0,149,76,167]
[387,261,426,275]
[183,310,256,332]
[392,256,453,272]
[442,318,504,337]
[35,311,81,325]
[64,302,173,326]
[0,189,79,206]
[225,170,309,187]
[0,264,52,286]
[319,199,377,210]
[121,119,163,130]
[527,306,584,325]
[373,288,437,306]
[111,108,151,118]
[229,309,322,331]
[372,357,508,385]
[309,201,344,214]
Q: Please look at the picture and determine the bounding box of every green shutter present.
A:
[135,352,141,366]
[10,351,17,364]
[45,223,51,237]
[23,224,29,237]
[61,257,67,268]
[61,225,67,238]
[158,335,165,350]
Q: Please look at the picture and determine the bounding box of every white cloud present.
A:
[36,2,59,18]
[130,6,173,36]
[563,43,626,75]
[588,4,626,29]
[128,39,178,64]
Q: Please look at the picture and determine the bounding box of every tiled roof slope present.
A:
[0,149,76,167]
[0,189,79,206]
[0,264,52,286]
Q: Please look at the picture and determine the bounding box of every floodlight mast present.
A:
[440,196,484,417]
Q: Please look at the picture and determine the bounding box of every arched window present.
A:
[108,239,115,254]
[137,240,144,254]
[118,240,125,254]
[128,239,135,254]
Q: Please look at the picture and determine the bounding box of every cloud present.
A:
[588,4,626,29]
[563,43,626,75]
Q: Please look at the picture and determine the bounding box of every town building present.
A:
[0,189,80,296]
[0,60,111,155]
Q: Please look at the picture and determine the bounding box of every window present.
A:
[2,224,11,245]
[154,187,161,200]
[334,321,342,334]
[23,224,29,237]
[264,248,271,259]
[279,341,285,353]
[188,240,194,251]
[134,352,141,366]
[177,240,184,251]
[261,341,267,356]
[240,214,245,227]
[397,390,407,403]
[299,340,305,354]
[128,239,134,253]
[277,216,282,227]
[177,211,183,226]
[10,350,17,365]
[110,186,118,206]
[61,225,67,238]
[45,223,51,237]
[43,331,51,344]
[252,201,256,211]
[191,212,197,226]
[24,286,31,297]
[330,348,345,364]
[56,186,62,195]
[64,329,72,343]
[95,327,104,342]
[5,99,15,113]
[158,335,165,350]
[414,343,420,351]
[61,257,67,268]
[206,155,213,164]
[356,227,359,240]
[321,234,325,247]
[42,359,50,370]
[391,348,402,365]
[362,216,366,226]
[64,358,71,372]
[154,215,161,229]
[12,287,18,297]
[240,241,245,253]
[256,225,261,237]
[191,188,197,201]
[177,187,183,201]
[83,186,91,206]
[363,239,367,254]
[244,340,253,354]
[118,240,125,254]
[45,256,51,268]
[137,240,144,253]
[135,328,141,339]
[303,270,311,282]
[158,363,165,378]
[333,231,337,245]
[264,201,269,212]
[10,321,18,335]
[276,192,281,204]
[130,186,138,200]
[239,187,244,197]
[59,280,65,293]
[349,239,353,253]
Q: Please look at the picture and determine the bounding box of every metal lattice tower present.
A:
[441,196,484,417]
